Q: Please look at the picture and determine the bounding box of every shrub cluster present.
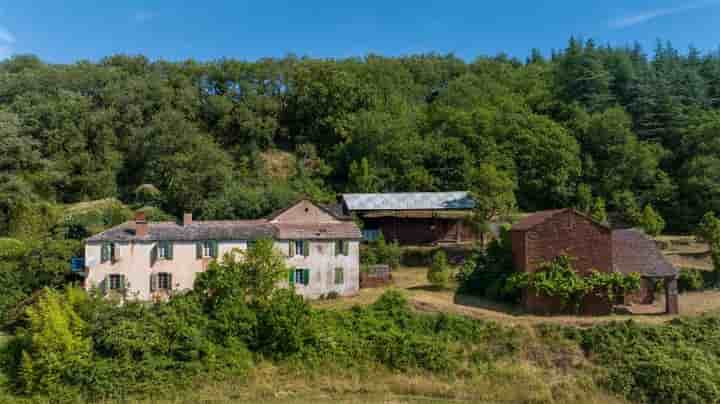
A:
[361,234,402,270]
[678,267,716,293]
[576,317,720,404]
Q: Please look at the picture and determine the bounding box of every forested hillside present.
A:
[2,38,720,235]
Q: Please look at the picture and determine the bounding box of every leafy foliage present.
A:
[427,250,451,288]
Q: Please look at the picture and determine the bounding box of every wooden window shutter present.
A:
[150,245,158,267]
[168,273,173,290]
[196,242,202,259]
[335,267,344,284]
[303,268,310,285]
[289,240,296,257]
[150,273,158,292]
[120,274,126,290]
[167,242,173,260]
[335,240,340,256]
[303,241,310,257]
[288,269,295,286]
[342,240,349,256]
[211,240,219,258]
[110,243,116,262]
[101,243,109,263]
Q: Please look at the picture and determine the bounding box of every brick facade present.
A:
[511,209,614,315]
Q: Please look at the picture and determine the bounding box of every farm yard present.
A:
[314,265,720,326]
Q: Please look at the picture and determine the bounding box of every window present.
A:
[108,274,124,290]
[203,241,212,257]
[101,242,116,263]
[335,240,349,256]
[158,241,172,259]
[334,267,344,285]
[290,268,310,286]
[157,273,172,290]
[290,240,309,257]
[197,240,218,258]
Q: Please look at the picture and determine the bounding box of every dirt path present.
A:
[314,267,720,326]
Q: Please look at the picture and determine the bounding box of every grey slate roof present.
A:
[86,220,277,242]
[86,220,362,242]
[342,192,475,211]
[612,229,678,278]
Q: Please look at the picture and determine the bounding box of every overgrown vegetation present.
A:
[360,234,402,270]
[508,255,641,313]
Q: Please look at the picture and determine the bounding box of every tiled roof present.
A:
[274,222,362,240]
[86,219,362,242]
[510,209,567,231]
[342,191,475,211]
[612,229,677,278]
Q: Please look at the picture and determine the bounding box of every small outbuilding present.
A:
[510,209,678,315]
[341,192,478,245]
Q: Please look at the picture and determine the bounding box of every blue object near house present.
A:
[71,257,85,272]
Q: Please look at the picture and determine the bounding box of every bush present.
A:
[456,235,520,303]
[679,268,705,293]
[361,233,401,270]
[427,251,451,288]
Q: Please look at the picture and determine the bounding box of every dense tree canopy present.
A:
[2,38,720,233]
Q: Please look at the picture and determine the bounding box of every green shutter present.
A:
[335,267,344,284]
[303,268,310,285]
[167,242,174,260]
[303,241,310,257]
[120,275,126,290]
[102,276,108,293]
[168,273,173,290]
[288,269,295,286]
[101,243,109,263]
[196,242,202,259]
[289,240,296,257]
[150,273,157,292]
[334,240,340,256]
[110,243,116,262]
[211,240,219,258]
[342,240,349,256]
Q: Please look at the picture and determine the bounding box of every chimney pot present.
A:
[135,211,148,237]
[183,213,193,226]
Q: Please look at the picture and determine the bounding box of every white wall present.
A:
[85,239,359,301]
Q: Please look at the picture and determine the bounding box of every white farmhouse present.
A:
[83,200,361,300]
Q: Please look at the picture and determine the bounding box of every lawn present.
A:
[314,265,720,326]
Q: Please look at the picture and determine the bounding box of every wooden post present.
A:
[665,277,679,315]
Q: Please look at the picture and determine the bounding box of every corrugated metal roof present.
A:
[342,192,475,211]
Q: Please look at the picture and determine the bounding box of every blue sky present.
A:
[2,0,720,63]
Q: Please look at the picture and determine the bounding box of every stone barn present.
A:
[510,209,678,315]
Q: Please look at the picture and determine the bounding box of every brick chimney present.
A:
[183,212,193,226]
[135,211,148,237]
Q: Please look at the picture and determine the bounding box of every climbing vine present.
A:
[507,255,641,312]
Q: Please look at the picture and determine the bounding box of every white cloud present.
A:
[0,26,14,44]
[610,1,720,28]
[133,10,156,23]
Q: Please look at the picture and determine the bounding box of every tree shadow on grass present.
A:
[452,293,526,316]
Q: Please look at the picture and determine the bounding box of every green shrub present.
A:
[679,268,705,293]
[361,234,402,269]
[427,250,451,288]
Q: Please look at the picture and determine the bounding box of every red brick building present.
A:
[510,209,679,315]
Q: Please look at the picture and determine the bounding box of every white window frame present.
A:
[295,240,305,257]
[294,268,305,285]
[158,242,169,259]
[202,241,213,257]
